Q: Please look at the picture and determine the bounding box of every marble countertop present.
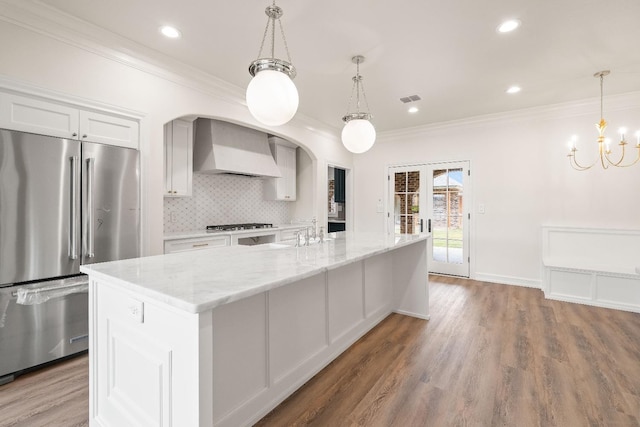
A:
[81,232,429,314]
[163,223,309,241]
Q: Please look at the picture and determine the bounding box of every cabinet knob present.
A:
[82,134,88,139]
[72,132,78,137]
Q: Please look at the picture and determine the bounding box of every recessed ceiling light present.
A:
[160,25,182,39]
[497,19,521,33]
[506,86,521,94]
[408,107,419,114]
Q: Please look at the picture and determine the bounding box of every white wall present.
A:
[0,19,352,255]
[354,93,640,286]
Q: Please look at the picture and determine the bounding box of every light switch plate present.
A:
[478,204,485,214]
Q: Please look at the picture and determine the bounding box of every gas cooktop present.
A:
[206,223,273,232]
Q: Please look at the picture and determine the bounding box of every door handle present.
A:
[420,219,424,233]
[86,158,95,258]
[69,156,79,260]
[428,219,432,233]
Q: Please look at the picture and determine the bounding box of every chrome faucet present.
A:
[311,217,317,239]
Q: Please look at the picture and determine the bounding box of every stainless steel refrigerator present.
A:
[0,128,139,384]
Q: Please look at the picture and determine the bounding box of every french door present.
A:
[389,161,470,277]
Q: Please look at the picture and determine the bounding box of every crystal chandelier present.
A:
[246,0,299,126]
[567,70,640,170]
[342,55,376,154]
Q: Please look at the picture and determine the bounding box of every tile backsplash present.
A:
[164,173,291,233]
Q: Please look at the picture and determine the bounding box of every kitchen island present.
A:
[81,231,429,427]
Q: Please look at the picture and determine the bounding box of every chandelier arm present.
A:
[604,143,626,167]
[604,146,640,167]
[599,146,608,169]
[569,148,598,170]
[569,154,594,171]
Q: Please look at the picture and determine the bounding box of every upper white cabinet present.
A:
[0,91,139,149]
[264,137,297,201]
[79,110,139,148]
[164,119,193,197]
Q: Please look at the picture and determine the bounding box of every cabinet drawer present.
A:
[279,228,306,242]
[164,236,230,254]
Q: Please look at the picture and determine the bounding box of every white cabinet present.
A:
[0,91,139,149]
[79,110,139,148]
[278,227,306,242]
[164,119,193,197]
[264,138,297,201]
[164,235,230,254]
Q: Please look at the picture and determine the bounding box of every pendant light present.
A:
[341,55,376,154]
[246,1,299,126]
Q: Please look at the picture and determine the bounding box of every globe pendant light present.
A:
[342,55,376,154]
[246,1,298,126]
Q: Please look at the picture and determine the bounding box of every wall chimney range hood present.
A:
[193,118,282,178]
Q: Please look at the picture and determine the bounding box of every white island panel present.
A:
[328,262,364,342]
[269,274,327,384]
[212,293,267,424]
[364,253,393,318]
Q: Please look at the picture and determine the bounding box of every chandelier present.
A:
[342,55,376,154]
[246,1,299,126]
[567,70,640,170]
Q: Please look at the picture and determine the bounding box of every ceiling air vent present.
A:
[400,95,421,103]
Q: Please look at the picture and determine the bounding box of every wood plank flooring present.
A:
[255,275,640,426]
[2,275,639,426]
[0,354,88,427]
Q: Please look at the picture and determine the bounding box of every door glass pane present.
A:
[432,168,464,263]
[394,171,421,235]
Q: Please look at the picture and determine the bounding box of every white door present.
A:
[388,162,470,277]
[426,161,470,277]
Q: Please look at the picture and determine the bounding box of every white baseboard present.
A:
[472,273,541,289]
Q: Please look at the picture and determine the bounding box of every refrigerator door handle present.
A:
[69,156,79,260]
[86,158,95,258]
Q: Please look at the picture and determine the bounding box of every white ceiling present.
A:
[11,0,640,133]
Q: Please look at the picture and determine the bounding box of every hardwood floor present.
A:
[255,275,640,426]
[2,275,639,426]
[0,353,88,427]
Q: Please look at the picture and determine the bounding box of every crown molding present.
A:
[378,90,640,142]
[0,0,339,137]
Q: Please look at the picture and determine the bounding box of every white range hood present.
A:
[193,118,281,178]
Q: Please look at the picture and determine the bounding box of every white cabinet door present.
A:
[265,141,296,201]
[164,119,193,197]
[79,110,139,149]
[0,91,139,149]
[0,92,79,139]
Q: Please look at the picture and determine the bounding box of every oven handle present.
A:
[12,280,89,304]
